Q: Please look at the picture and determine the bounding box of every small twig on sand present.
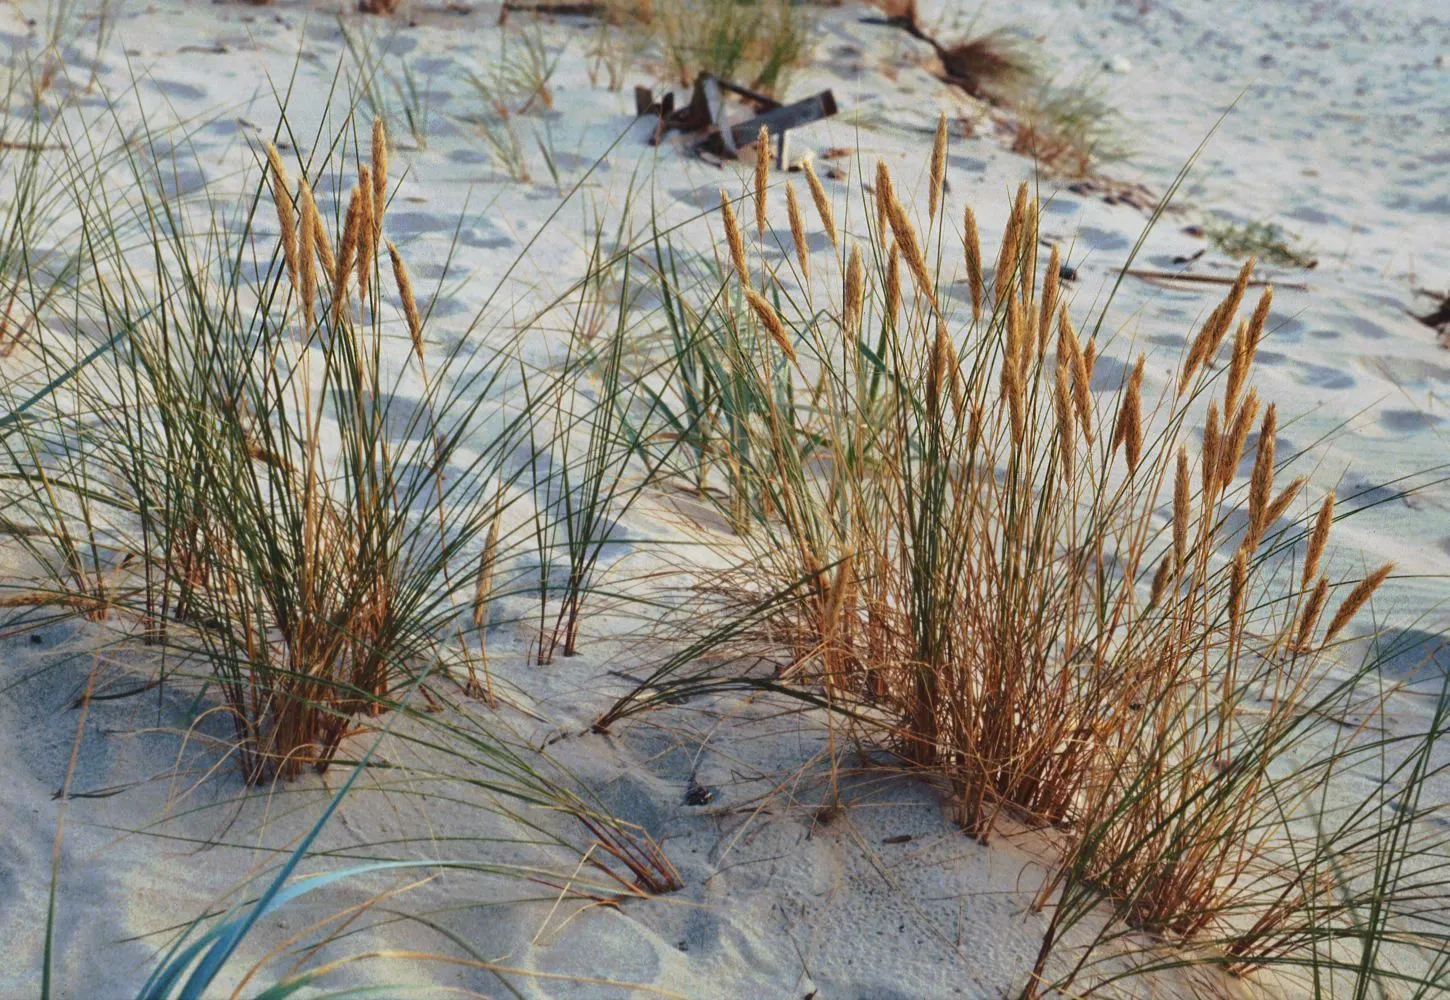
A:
[1125,268,1306,291]
[0,140,64,152]
[502,0,602,13]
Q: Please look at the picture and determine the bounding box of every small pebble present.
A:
[1103,54,1132,74]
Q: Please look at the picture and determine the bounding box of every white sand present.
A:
[1,1,1447,997]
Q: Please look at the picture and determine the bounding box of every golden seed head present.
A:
[297,180,319,330]
[1210,259,1254,355]
[1304,490,1334,585]
[371,118,388,239]
[785,181,809,280]
[266,142,299,293]
[1004,296,1025,394]
[1054,361,1074,480]
[1247,284,1272,344]
[334,183,365,321]
[933,321,963,418]
[1247,403,1278,543]
[802,157,838,249]
[885,242,901,327]
[1293,575,1330,651]
[356,164,375,306]
[1019,193,1038,309]
[264,141,288,189]
[929,111,947,222]
[754,126,770,236]
[1228,548,1249,636]
[473,514,500,627]
[1038,244,1059,352]
[388,240,423,362]
[844,244,864,340]
[1225,256,1255,320]
[1265,476,1306,532]
[887,194,936,307]
[1007,369,1024,446]
[1322,563,1393,645]
[1015,297,1033,384]
[1201,398,1220,499]
[312,207,336,284]
[1173,445,1191,567]
[1223,319,1248,415]
[945,330,965,418]
[963,204,983,322]
[874,160,894,242]
[1218,389,1260,492]
[720,188,749,282]
[745,287,796,362]
[1179,309,1217,396]
[1058,306,1092,443]
[995,197,1022,305]
[1113,354,1145,473]
[1002,311,1026,446]
[1150,552,1173,608]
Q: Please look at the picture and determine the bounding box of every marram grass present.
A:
[597,131,1450,997]
[0,85,1444,999]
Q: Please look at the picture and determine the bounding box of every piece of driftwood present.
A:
[702,76,734,155]
[639,74,838,162]
[645,76,714,145]
[697,90,838,157]
[1415,297,1450,330]
[714,78,780,111]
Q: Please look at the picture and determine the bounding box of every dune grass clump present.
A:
[1012,79,1127,178]
[0,117,525,782]
[869,3,1116,175]
[598,124,1449,994]
[5,104,687,992]
[874,1,1038,101]
[655,0,813,96]
[460,17,564,182]
[1205,216,1318,269]
[15,123,454,781]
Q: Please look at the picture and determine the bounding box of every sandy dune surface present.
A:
[1,1,1447,997]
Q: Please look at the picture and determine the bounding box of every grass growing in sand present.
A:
[2,99,684,992]
[654,0,813,96]
[0,36,1446,1000]
[1205,216,1319,270]
[596,122,1450,996]
[1012,77,1129,178]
